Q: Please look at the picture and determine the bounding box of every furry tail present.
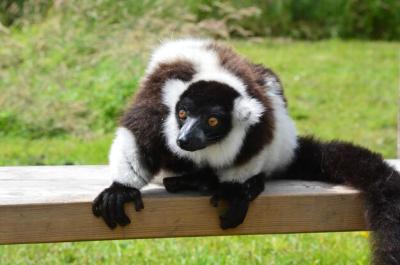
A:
[280,136,400,265]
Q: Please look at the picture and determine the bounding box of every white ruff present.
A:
[218,80,298,183]
[156,39,265,168]
[109,127,151,189]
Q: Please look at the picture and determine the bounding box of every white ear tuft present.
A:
[233,97,265,125]
[161,79,187,109]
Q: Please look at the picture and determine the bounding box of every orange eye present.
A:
[178,110,187,120]
[208,117,219,127]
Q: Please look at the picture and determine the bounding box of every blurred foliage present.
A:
[1,0,399,40]
[190,0,400,40]
[192,2,262,39]
[341,0,400,40]
[0,0,397,159]
[0,0,52,27]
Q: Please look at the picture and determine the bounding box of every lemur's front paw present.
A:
[92,182,144,229]
[210,173,266,229]
[163,174,219,194]
[211,193,250,229]
[163,177,184,193]
[210,183,250,229]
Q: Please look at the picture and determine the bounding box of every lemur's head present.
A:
[175,81,239,151]
[153,39,296,169]
[168,78,265,156]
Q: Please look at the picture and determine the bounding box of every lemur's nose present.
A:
[177,137,189,148]
[177,133,206,152]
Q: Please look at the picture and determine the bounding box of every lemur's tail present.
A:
[279,136,400,265]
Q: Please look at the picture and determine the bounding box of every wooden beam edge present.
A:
[0,190,367,244]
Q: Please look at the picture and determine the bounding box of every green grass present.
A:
[0,1,399,264]
[0,136,112,166]
[0,233,370,265]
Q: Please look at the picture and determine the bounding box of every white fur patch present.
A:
[219,82,297,183]
[146,38,213,76]
[265,76,282,96]
[233,97,265,125]
[192,70,247,95]
[109,127,151,189]
[161,79,188,110]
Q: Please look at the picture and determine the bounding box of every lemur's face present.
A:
[175,81,239,152]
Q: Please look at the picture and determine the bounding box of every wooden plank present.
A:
[0,160,399,245]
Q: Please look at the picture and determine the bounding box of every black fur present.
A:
[163,168,219,194]
[120,105,166,175]
[92,182,144,229]
[179,81,239,113]
[120,104,198,175]
[277,136,400,264]
[164,171,266,229]
[210,173,266,229]
[119,60,197,175]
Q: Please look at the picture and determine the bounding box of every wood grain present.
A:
[0,160,399,244]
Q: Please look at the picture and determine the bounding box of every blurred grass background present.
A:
[0,0,398,264]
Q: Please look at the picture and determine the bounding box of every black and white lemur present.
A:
[92,39,400,264]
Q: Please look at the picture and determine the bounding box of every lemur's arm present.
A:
[163,168,219,194]
[279,136,400,265]
[92,127,153,228]
[93,104,168,228]
[210,173,266,229]
[164,170,266,229]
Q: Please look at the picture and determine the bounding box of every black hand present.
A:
[218,195,250,229]
[92,182,144,229]
[210,183,250,229]
[210,173,265,229]
[163,169,219,194]
[163,176,187,193]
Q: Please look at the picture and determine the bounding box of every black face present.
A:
[175,81,239,152]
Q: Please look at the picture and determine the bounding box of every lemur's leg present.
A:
[280,136,400,265]
[92,127,157,228]
[210,173,266,229]
[163,168,219,194]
